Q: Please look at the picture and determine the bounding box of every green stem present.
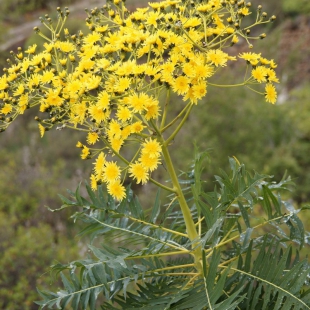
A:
[159,137,202,272]
[161,101,192,133]
[166,103,193,145]
[126,250,190,260]
[160,89,170,130]
[149,177,176,193]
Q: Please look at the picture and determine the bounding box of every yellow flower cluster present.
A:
[0,0,278,200]
[239,52,279,103]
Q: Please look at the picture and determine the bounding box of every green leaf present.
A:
[150,189,161,224]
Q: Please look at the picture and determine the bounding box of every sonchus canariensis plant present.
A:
[0,0,309,309]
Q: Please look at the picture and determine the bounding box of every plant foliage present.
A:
[36,156,310,309]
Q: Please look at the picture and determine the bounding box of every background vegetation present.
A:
[0,0,310,308]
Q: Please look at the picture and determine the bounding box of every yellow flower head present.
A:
[87,132,99,145]
[25,44,37,54]
[172,76,190,95]
[141,138,161,159]
[265,83,277,104]
[103,161,121,183]
[93,152,106,177]
[38,123,45,138]
[251,66,267,83]
[1,103,12,115]
[129,162,149,184]
[139,153,160,172]
[206,49,228,67]
[107,181,126,200]
[81,146,90,159]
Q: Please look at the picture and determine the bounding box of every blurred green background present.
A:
[0,0,310,308]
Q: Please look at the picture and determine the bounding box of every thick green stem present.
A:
[160,138,202,272]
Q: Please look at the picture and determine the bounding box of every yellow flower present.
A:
[45,89,64,106]
[41,70,55,84]
[27,74,41,89]
[86,75,101,91]
[131,121,145,133]
[269,60,277,69]
[183,87,197,104]
[116,106,132,122]
[266,68,279,83]
[239,52,261,62]
[76,141,83,148]
[110,137,124,153]
[238,7,251,16]
[59,58,68,66]
[18,94,28,114]
[172,76,190,95]
[265,83,277,104]
[107,181,126,200]
[117,77,131,92]
[193,64,214,80]
[139,153,160,172]
[183,17,201,29]
[121,125,132,140]
[43,42,54,52]
[128,93,148,113]
[90,174,98,191]
[206,49,228,67]
[83,32,101,45]
[146,11,162,28]
[129,162,149,184]
[103,161,121,183]
[87,132,99,145]
[81,146,90,159]
[141,138,161,158]
[1,103,12,115]
[25,44,37,54]
[93,152,106,177]
[0,76,9,91]
[192,81,207,101]
[38,123,45,138]
[251,66,267,83]
[232,35,239,44]
[96,25,109,33]
[13,84,25,96]
[97,91,110,109]
[145,100,160,120]
[108,119,122,139]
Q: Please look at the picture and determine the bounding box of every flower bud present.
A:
[270,15,276,22]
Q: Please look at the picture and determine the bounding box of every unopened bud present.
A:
[270,15,276,21]
[260,33,266,39]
